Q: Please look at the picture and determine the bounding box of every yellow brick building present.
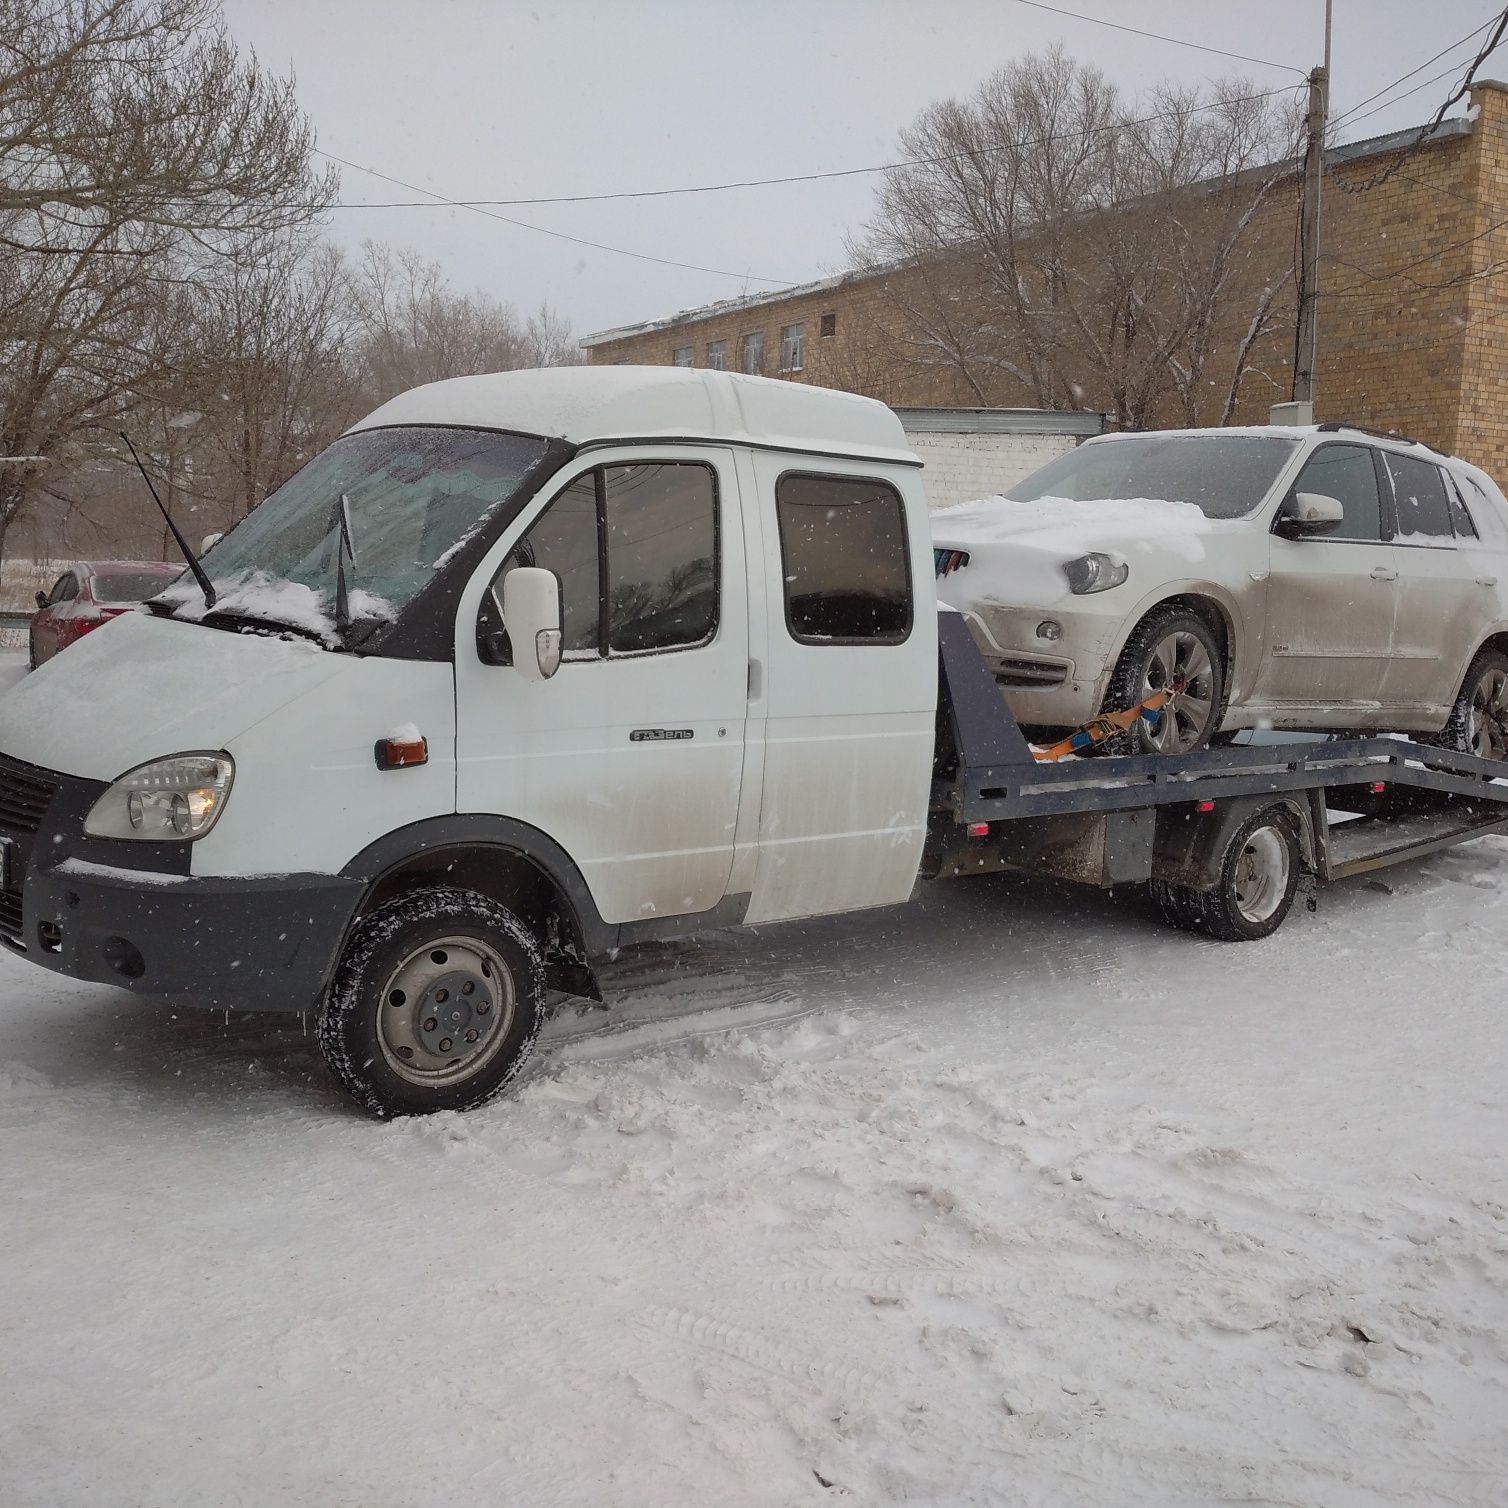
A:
[585,82,1508,480]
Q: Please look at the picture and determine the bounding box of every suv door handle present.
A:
[1477,575,1498,587]
[1370,566,1398,581]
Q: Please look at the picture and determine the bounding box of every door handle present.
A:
[1477,576,1498,587]
[1370,566,1397,581]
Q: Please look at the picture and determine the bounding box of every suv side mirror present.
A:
[1276,490,1345,539]
[501,566,562,681]
[34,590,48,610]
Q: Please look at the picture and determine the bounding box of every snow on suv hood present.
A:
[0,611,348,782]
[932,495,1214,607]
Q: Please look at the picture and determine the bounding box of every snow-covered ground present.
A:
[2,643,1507,1504]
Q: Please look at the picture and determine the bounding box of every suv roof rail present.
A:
[1315,420,1446,457]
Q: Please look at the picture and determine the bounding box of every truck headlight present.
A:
[84,753,234,841]
[1063,553,1129,594]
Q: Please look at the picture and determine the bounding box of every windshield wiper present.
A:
[120,432,216,610]
[197,606,331,647]
[332,491,357,638]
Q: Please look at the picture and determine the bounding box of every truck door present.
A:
[742,453,937,924]
[454,447,748,926]
[1253,442,1401,716]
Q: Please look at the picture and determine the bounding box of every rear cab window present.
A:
[775,472,912,644]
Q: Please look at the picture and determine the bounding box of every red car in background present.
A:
[29,560,183,669]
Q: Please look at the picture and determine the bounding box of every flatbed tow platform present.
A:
[930,614,1508,940]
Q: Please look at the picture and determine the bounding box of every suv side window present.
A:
[1383,452,1453,542]
[1287,445,1382,542]
[775,472,912,644]
[490,460,718,661]
[1443,471,1480,539]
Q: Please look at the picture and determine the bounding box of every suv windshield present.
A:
[1008,434,1300,520]
[156,426,549,643]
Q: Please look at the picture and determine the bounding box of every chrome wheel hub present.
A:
[376,936,515,1087]
[1232,825,1290,925]
[1142,631,1217,752]
[1468,667,1508,761]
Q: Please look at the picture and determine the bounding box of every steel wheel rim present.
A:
[1142,631,1217,752]
[1469,667,1508,761]
[376,935,516,1087]
[1232,825,1290,925]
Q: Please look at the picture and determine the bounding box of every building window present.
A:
[706,339,726,371]
[820,312,836,338]
[774,472,912,645]
[671,346,693,368]
[740,331,764,375]
[779,322,805,373]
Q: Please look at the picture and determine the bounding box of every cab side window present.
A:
[1288,445,1381,542]
[775,473,912,644]
[490,461,718,661]
[1383,452,1453,542]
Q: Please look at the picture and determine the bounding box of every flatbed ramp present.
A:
[930,612,1508,938]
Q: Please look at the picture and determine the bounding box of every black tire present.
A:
[1430,647,1508,761]
[1097,605,1225,756]
[1149,804,1302,942]
[318,887,545,1118]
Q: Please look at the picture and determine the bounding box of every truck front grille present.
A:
[0,887,21,943]
[0,752,57,837]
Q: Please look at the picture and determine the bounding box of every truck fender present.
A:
[1152,793,1318,891]
[340,815,617,992]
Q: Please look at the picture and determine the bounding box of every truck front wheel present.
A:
[319,887,545,1117]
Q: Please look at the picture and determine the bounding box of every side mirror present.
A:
[200,532,223,554]
[501,566,562,681]
[1276,490,1345,538]
[34,591,48,610]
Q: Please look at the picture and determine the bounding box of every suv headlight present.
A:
[84,753,234,841]
[1063,552,1129,595]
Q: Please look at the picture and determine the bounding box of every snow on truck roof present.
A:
[348,366,920,466]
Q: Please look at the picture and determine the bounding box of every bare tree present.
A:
[0,0,335,564]
[852,48,1302,428]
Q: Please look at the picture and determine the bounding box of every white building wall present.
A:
[904,431,1081,511]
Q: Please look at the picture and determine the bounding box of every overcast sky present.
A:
[219,0,1507,343]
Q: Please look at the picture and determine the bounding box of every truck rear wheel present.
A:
[318,887,545,1117]
[1149,804,1301,942]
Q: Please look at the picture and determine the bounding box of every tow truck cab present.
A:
[0,368,942,1111]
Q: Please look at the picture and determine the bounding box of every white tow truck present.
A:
[2,367,1506,1116]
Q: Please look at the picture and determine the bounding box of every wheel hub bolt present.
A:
[438,1037,453,1052]
[435,988,449,1003]
[465,1029,479,1043]
[423,1017,437,1032]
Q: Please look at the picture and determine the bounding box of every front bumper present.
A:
[954,603,1121,727]
[9,859,362,1012]
[1,749,362,1012]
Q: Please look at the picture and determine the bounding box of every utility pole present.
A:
[1292,0,1333,414]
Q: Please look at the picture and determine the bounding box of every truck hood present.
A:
[0,612,349,782]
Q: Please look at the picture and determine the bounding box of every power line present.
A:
[1002,0,1308,76]
[1336,57,1487,135]
[1331,10,1502,128]
[321,84,1300,214]
[317,150,797,286]
[1334,6,1508,192]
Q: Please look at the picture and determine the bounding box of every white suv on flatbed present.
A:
[932,424,1508,755]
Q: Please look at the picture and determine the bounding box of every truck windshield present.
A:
[156,426,548,643]
[1007,434,1300,520]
